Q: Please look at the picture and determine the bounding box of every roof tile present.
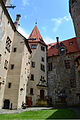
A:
[48,37,79,57]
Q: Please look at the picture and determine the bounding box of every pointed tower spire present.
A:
[28,25,43,40]
[28,25,47,46]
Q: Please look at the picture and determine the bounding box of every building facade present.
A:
[47,0,80,107]
[0,0,15,109]
[3,31,31,109]
[69,0,80,50]
[0,0,31,109]
[0,0,80,109]
[47,37,80,106]
[26,25,47,106]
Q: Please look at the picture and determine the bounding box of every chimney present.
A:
[14,14,21,29]
[56,37,59,48]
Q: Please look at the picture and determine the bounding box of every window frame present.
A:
[4,60,8,70]
[41,46,45,52]
[30,74,34,81]
[31,61,35,68]
[13,47,17,52]
[11,64,14,70]
[8,83,11,88]
[41,57,45,62]
[30,88,33,95]
[31,44,37,49]
[41,64,45,72]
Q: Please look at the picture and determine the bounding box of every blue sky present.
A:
[9,0,76,44]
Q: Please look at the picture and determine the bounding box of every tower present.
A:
[69,0,80,50]
[27,25,47,106]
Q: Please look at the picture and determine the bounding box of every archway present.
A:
[3,99,10,109]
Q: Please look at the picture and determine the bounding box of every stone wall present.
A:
[0,3,14,108]
[27,43,47,106]
[3,31,31,109]
[69,0,80,49]
[48,52,80,106]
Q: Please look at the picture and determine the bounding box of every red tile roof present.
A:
[28,25,47,46]
[48,37,79,57]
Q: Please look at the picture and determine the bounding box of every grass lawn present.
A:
[0,109,76,120]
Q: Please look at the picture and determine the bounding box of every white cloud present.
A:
[51,16,71,32]
[44,36,56,44]
[51,18,62,32]
[18,27,29,39]
[63,16,71,21]
[22,0,30,6]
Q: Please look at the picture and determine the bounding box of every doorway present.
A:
[3,99,10,109]
[40,90,44,100]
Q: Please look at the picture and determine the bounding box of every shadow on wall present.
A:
[46,109,77,119]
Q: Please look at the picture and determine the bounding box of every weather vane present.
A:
[35,19,37,25]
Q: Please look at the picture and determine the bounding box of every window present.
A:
[70,79,76,88]
[13,48,17,52]
[41,64,45,72]
[0,54,1,64]
[51,46,55,49]
[69,42,73,45]
[40,76,45,82]
[40,90,44,100]
[31,61,35,68]
[30,74,34,80]
[48,63,52,71]
[64,60,70,69]
[4,60,8,70]
[31,44,37,49]
[60,48,65,52]
[41,57,44,62]
[30,88,33,95]
[60,48,66,55]
[11,64,14,70]
[8,83,11,88]
[5,37,12,53]
[30,37,36,40]
[41,46,45,51]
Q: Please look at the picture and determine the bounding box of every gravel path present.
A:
[0,107,53,114]
[0,107,80,119]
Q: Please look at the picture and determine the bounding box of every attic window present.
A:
[69,42,73,45]
[49,44,51,46]
[30,38,36,40]
[51,46,55,49]
[60,48,66,55]
[60,48,65,52]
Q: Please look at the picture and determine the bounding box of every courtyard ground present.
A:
[0,108,77,120]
